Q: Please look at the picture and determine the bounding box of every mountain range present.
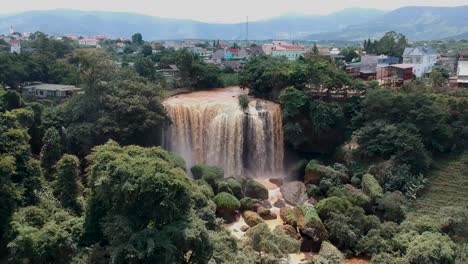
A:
[0,6,467,41]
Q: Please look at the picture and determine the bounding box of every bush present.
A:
[328,184,371,210]
[240,197,258,211]
[376,191,406,223]
[371,253,410,264]
[244,179,268,200]
[213,192,240,210]
[313,241,345,264]
[238,94,249,110]
[315,196,350,220]
[217,181,233,195]
[405,232,457,264]
[226,178,243,199]
[361,174,383,201]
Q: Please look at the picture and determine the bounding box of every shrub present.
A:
[213,192,240,210]
[315,196,350,220]
[376,191,406,223]
[371,253,410,264]
[313,241,345,264]
[328,184,371,211]
[244,179,268,200]
[217,181,233,195]
[240,197,258,211]
[405,232,456,264]
[238,94,249,110]
[361,174,383,201]
[226,178,243,199]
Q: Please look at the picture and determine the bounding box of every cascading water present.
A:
[162,87,284,178]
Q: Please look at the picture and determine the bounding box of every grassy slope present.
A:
[407,151,468,226]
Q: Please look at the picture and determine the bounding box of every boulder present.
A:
[243,211,264,227]
[315,241,345,264]
[269,178,284,187]
[280,181,308,205]
[240,225,250,232]
[244,179,269,200]
[273,199,286,208]
[361,174,383,201]
[257,206,277,220]
[258,199,272,209]
[300,237,314,252]
[274,225,300,240]
[297,206,328,249]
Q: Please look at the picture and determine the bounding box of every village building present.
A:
[23,83,81,99]
[457,61,468,88]
[79,38,98,47]
[381,64,414,87]
[10,39,21,54]
[402,47,438,77]
[157,65,181,82]
[262,41,306,61]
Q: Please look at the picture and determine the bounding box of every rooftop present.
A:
[390,63,414,69]
[24,83,80,91]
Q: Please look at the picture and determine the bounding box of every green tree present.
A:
[243,223,300,264]
[405,232,456,264]
[40,127,62,177]
[238,94,249,110]
[54,155,82,213]
[131,33,143,45]
[82,141,215,263]
[141,44,153,57]
[134,56,156,80]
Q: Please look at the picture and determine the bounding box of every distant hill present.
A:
[0,9,386,40]
[305,6,468,41]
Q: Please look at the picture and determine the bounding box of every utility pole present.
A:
[246,16,249,45]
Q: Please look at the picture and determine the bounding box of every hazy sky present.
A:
[2,0,468,23]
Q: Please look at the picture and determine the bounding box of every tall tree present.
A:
[54,154,82,213]
[131,33,143,45]
[40,127,62,177]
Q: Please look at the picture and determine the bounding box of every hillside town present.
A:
[1,3,468,264]
[2,25,468,99]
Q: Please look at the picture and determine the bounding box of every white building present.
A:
[10,39,21,54]
[79,38,98,47]
[457,61,468,88]
[262,41,306,61]
[402,47,438,77]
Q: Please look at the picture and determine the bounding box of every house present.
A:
[79,38,98,47]
[263,41,306,61]
[457,61,468,88]
[23,83,81,99]
[192,47,213,60]
[211,49,225,63]
[224,48,248,60]
[436,56,458,76]
[402,47,438,77]
[459,51,468,61]
[319,48,331,56]
[157,65,181,82]
[245,45,265,57]
[223,61,242,72]
[381,64,413,87]
[10,39,20,54]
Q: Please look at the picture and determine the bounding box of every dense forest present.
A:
[1,32,467,264]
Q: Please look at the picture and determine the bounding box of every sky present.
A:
[2,0,468,23]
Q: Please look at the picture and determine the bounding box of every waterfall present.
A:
[162,87,284,178]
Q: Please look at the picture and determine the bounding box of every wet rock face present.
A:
[280,181,308,205]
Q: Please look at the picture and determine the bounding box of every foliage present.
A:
[244,179,268,200]
[364,31,407,58]
[406,232,456,264]
[82,141,215,263]
[213,192,240,210]
[243,223,300,263]
[7,195,83,264]
[312,241,345,264]
[315,196,350,220]
[361,174,383,201]
[238,94,249,110]
[54,155,83,213]
[39,127,62,177]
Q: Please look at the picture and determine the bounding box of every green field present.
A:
[407,152,468,231]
